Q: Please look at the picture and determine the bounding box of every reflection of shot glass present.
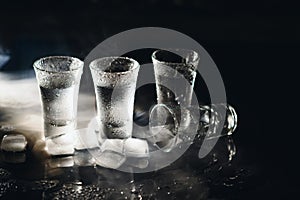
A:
[152,49,199,127]
[33,56,83,138]
[90,57,140,139]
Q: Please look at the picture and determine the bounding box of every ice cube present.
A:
[74,128,99,150]
[100,139,124,153]
[0,134,27,152]
[91,148,126,169]
[124,138,149,158]
[88,137,150,169]
[45,133,75,156]
[86,139,126,169]
[73,150,96,166]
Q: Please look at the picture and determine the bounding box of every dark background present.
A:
[0,0,299,199]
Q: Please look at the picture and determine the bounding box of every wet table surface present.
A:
[0,71,256,199]
[0,137,251,200]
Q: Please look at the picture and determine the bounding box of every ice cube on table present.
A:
[94,139,126,169]
[90,138,149,169]
[91,148,126,169]
[0,134,27,152]
[88,139,127,169]
[87,136,150,169]
[45,133,75,156]
[100,139,124,153]
[124,138,149,158]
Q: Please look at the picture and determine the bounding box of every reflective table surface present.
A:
[0,71,256,199]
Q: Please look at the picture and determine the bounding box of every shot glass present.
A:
[148,103,238,151]
[152,49,199,127]
[89,57,140,139]
[33,56,83,138]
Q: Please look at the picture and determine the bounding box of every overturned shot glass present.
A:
[33,56,83,138]
[149,103,238,151]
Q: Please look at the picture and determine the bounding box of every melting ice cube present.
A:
[88,137,150,169]
[124,138,149,158]
[88,139,125,169]
[45,133,75,156]
[92,148,126,169]
[100,139,124,153]
[0,134,27,152]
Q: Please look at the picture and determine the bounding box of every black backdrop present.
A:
[0,0,299,198]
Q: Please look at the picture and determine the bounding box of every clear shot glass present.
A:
[149,103,238,151]
[89,57,140,139]
[33,56,83,138]
[152,49,199,127]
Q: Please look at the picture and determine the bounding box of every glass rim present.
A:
[149,103,179,134]
[33,56,83,73]
[89,56,140,75]
[151,48,200,65]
